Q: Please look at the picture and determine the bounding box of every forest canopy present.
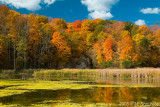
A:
[0,5,160,70]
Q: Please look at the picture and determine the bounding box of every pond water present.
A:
[0,78,160,107]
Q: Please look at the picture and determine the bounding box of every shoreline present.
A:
[1,68,160,80]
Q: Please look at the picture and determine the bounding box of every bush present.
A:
[100,60,113,68]
[121,59,136,69]
[16,56,26,70]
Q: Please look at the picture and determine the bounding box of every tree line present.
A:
[0,5,160,70]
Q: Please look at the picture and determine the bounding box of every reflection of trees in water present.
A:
[51,102,57,107]
[94,87,142,104]
[51,89,95,105]
[56,89,71,100]
[119,87,134,102]
[95,87,114,103]
[49,87,160,106]
[51,89,71,106]
[70,89,95,103]
[1,87,160,106]
[139,88,160,103]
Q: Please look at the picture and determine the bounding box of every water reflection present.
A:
[0,87,160,106]
[95,87,114,103]
[35,75,160,87]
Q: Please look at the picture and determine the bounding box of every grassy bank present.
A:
[0,69,36,79]
[1,68,160,80]
[33,68,160,80]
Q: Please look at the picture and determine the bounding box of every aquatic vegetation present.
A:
[0,89,29,97]
[0,80,29,87]
[1,84,160,107]
[33,69,160,80]
[0,71,160,107]
[1,68,160,80]
[0,101,110,107]
[53,102,109,107]
[0,79,158,98]
[6,80,94,90]
[0,80,94,97]
[121,73,131,79]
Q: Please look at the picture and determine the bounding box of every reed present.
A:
[33,68,160,80]
[1,68,160,80]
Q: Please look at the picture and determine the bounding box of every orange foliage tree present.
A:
[51,32,71,67]
[103,39,113,62]
[118,31,137,68]
[1,5,160,69]
[73,20,82,31]
[93,38,114,68]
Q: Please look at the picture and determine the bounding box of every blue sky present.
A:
[0,0,160,26]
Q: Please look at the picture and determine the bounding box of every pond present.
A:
[0,78,160,106]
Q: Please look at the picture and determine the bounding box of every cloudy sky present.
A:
[0,0,160,26]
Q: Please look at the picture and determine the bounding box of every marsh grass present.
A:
[121,73,131,79]
[33,69,99,81]
[1,68,160,81]
[0,69,40,79]
[33,68,160,80]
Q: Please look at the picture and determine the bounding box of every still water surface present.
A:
[0,78,160,107]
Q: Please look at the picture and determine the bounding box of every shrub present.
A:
[100,60,113,68]
[122,60,134,69]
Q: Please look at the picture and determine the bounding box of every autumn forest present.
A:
[1,5,160,70]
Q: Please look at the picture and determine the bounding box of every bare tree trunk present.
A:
[13,40,16,70]
[34,49,36,68]
[24,53,26,69]
[24,24,29,69]
[8,38,11,69]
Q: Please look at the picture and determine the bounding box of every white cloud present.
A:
[43,0,56,5]
[0,0,56,11]
[140,8,160,14]
[81,0,119,19]
[135,19,146,26]
[89,11,113,19]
